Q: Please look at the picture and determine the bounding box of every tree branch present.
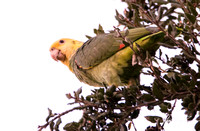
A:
[38,106,86,131]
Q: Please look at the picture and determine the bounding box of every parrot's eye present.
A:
[59,40,65,44]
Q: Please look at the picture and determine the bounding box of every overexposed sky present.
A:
[0,0,196,131]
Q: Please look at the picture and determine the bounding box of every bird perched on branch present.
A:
[50,27,166,87]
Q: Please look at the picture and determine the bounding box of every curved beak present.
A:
[50,48,66,62]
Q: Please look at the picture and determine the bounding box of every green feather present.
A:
[70,27,165,87]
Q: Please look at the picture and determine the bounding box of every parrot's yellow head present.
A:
[50,38,83,70]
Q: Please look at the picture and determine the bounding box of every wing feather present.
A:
[73,27,156,69]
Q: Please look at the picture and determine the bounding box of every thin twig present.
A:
[38,106,86,131]
[162,99,177,128]
[131,120,137,131]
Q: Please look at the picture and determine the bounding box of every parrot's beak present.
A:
[50,48,66,62]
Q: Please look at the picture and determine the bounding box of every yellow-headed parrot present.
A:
[50,27,165,87]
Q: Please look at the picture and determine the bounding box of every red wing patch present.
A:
[119,43,125,50]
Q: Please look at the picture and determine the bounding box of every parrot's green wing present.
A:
[74,27,157,69]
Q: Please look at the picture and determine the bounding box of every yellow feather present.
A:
[50,38,83,72]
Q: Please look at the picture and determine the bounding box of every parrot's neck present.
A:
[62,41,83,72]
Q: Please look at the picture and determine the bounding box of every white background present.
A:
[0,0,197,130]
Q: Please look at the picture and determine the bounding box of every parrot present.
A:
[50,27,166,87]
